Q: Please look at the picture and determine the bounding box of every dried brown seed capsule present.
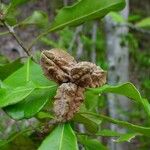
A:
[54,83,85,122]
[40,49,77,84]
[40,49,107,122]
[70,61,107,88]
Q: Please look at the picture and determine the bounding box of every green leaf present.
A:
[40,37,58,47]
[1,3,18,25]
[96,129,122,137]
[0,140,7,147]
[88,82,141,101]
[4,59,53,87]
[21,11,49,28]
[108,12,126,23]
[1,59,57,119]
[0,81,35,108]
[115,133,138,142]
[96,130,139,143]
[0,55,9,65]
[4,85,57,119]
[88,82,150,117]
[0,59,23,80]
[38,124,78,150]
[136,17,150,29]
[84,90,99,111]
[0,128,31,147]
[11,0,29,7]
[36,111,54,119]
[80,112,150,137]
[73,113,102,133]
[128,14,141,22]
[49,0,125,32]
[78,135,107,150]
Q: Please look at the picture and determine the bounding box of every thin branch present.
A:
[2,21,30,56]
[1,20,36,62]
[0,31,9,36]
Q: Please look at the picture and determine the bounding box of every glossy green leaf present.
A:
[78,135,107,150]
[0,81,35,108]
[73,113,102,133]
[4,85,57,119]
[38,124,78,150]
[80,112,150,137]
[96,130,139,142]
[1,59,57,119]
[0,59,23,80]
[49,0,125,32]
[84,90,99,111]
[21,11,49,28]
[128,14,141,22]
[40,37,58,47]
[88,82,150,117]
[136,17,150,29]
[96,129,121,137]
[115,133,138,142]
[36,111,54,119]
[88,82,141,101]
[108,12,125,23]
[4,59,53,87]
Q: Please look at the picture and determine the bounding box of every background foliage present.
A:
[0,0,150,150]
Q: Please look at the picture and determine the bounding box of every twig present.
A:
[2,21,30,55]
[1,20,36,62]
[0,31,9,36]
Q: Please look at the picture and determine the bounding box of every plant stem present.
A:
[3,21,30,55]
[1,20,36,63]
[0,31,9,36]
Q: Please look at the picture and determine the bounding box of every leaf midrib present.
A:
[58,125,64,150]
[50,1,123,31]
[26,59,30,82]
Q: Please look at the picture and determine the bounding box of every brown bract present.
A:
[40,48,106,122]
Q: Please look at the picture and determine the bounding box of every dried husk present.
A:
[40,49,107,122]
[40,49,77,84]
[71,61,106,88]
[54,83,85,121]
